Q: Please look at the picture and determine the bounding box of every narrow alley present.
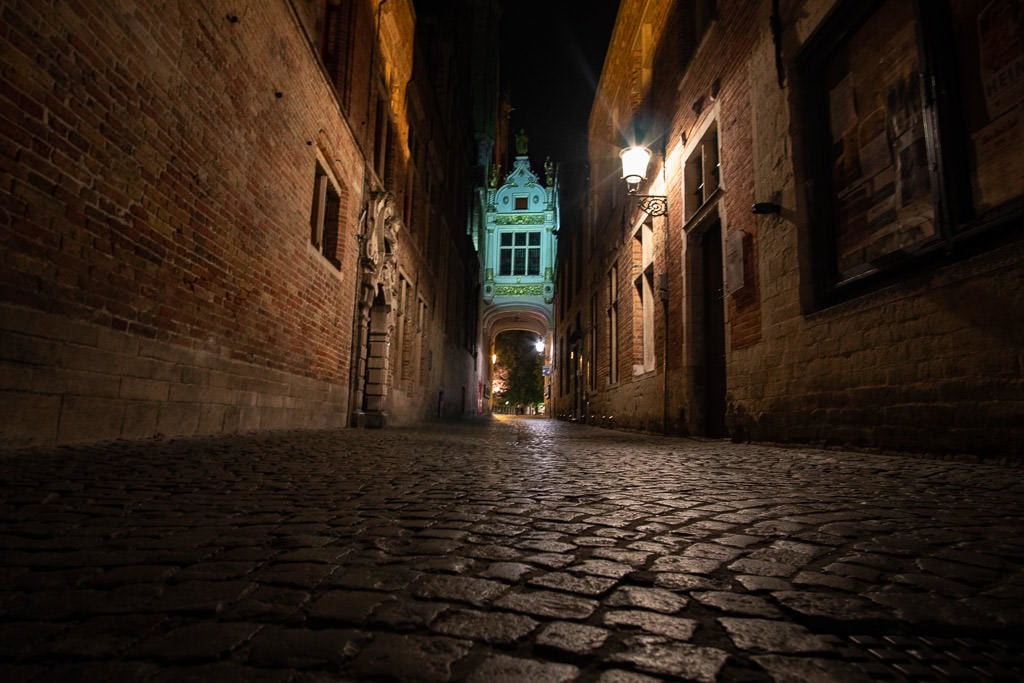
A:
[1,417,1021,681]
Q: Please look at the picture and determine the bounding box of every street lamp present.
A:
[620,146,668,217]
[534,338,545,353]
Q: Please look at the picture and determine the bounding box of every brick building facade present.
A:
[0,0,491,445]
[553,0,1023,459]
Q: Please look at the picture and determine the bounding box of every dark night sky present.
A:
[499,0,620,170]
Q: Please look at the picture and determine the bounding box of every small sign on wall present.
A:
[725,230,746,295]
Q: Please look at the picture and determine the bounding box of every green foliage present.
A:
[493,330,544,406]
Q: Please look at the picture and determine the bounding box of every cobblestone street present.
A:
[1,415,1022,682]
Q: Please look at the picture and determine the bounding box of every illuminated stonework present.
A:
[495,214,545,225]
[494,284,545,296]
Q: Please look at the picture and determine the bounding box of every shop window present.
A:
[798,0,1022,304]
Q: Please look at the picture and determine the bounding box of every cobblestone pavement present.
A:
[1,416,1023,682]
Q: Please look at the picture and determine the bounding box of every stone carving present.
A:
[495,214,545,225]
[494,284,544,296]
[515,129,529,155]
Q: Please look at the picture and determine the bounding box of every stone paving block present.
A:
[753,654,876,682]
[524,552,575,568]
[247,626,367,668]
[718,617,835,653]
[595,669,666,682]
[608,635,729,681]
[148,580,252,614]
[603,610,699,640]
[652,573,726,591]
[727,557,798,577]
[418,555,477,574]
[791,569,866,592]
[145,662,294,682]
[126,621,262,662]
[328,566,421,591]
[516,539,577,553]
[0,621,66,659]
[650,556,723,575]
[536,620,609,654]
[350,633,472,681]
[48,614,166,658]
[734,574,791,592]
[78,565,179,587]
[274,547,352,564]
[251,562,336,589]
[592,547,653,566]
[480,561,534,582]
[430,607,538,643]
[368,599,450,628]
[307,589,395,623]
[771,590,890,622]
[605,585,688,613]
[462,544,523,561]
[467,653,579,682]
[528,571,618,596]
[494,589,599,619]
[218,585,311,622]
[570,559,635,578]
[411,574,507,606]
[176,562,257,581]
[864,591,992,627]
[35,661,156,682]
[691,591,782,617]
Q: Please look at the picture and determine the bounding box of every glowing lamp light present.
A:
[535,339,545,353]
[620,146,652,191]
[620,145,668,217]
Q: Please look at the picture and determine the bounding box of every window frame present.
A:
[310,159,342,270]
[796,0,1023,309]
[498,230,542,277]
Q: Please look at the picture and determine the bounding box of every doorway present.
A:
[701,220,727,436]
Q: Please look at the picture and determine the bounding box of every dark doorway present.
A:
[701,221,727,436]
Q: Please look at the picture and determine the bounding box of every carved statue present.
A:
[544,156,554,186]
[515,129,529,155]
[489,163,501,188]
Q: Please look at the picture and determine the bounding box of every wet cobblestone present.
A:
[1,415,1022,681]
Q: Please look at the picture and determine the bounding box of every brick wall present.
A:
[0,1,365,445]
[580,0,1023,458]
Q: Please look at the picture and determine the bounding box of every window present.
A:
[589,293,598,391]
[310,161,341,269]
[684,121,719,221]
[499,231,541,276]
[632,223,655,374]
[799,0,1023,303]
[322,2,354,111]
[607,264,619,385]
[514,196,529,210]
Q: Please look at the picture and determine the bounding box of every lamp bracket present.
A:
[634,194,669,217]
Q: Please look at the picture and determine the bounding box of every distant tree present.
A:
[493,330,544,407]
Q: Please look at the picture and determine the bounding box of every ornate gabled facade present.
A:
[477,133,559,408]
